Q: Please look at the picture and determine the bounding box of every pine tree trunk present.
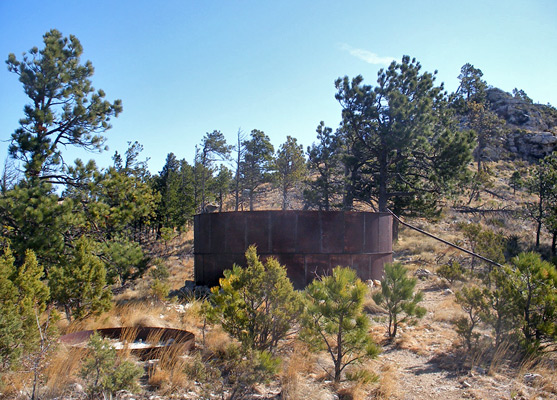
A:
[342,164,353,210]
[235,133,241,212]
[335,316,343,383]
[551,231,557,257]
[378,148,388,212]
[282,183,288,210]
[536,193,543,248]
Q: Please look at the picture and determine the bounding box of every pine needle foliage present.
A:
[6,29,122,179]
[301,266,379,383]
[80,332,143,399]
[0,247,49,370]
[208,246,303,352]
[509,252,557,351]
[49,237,112,321]
[373,263,426,338]
[454,286,489,351]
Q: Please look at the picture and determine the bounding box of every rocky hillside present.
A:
[485,88,557,161]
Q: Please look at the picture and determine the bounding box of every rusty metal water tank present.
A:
[194,211,392,289]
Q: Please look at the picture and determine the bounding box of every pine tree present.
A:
[458,223,505,272]
[373,263,426,338]
[454,286,489,351]
[509,252,557,350]
[208,246,303,352]
[273,136,306,210]
[509,170,522,195]
[14,250,50,350]
[6,29,122,180]
[0,248,23,369]
[64,161,159,241]
[334,56,474,215]
[101,238,147,285]
[302,266,379,383]
[304,122,343,211]
[155,153,195,229]
[467,102,505,174]
[81,332,143,399]
[211,164,233,212]
[455,63,487,105]
[233,129,247,211]
[240,130,274,211]
[524,153,557,248]
[0,181,73,269]
[49,237,112,321]
[483,266,521,349]
[0,248,49,370]
[195,130,233,211]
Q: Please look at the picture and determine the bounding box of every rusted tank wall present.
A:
[194,211,392,289]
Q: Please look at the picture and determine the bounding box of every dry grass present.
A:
[486,340,517,376]
[338,364,380,400]
[43,347,87,398]
[363,292,384,315]
[113,279,151,302]
[395,227,440,257]
[281,341,317,383]
[393,322,457,357]
[0,347,87,400]
[432,297,463,323]
[99,302,174,329]
[165,255,194,291]
[1,371,29,399]
[144,325,197,394]
[147,343,193,394]
[203,326,233,356]
[516,354,557,397]
[371,362,398,399]
[178,298,207,341]
[280,374,334,400]
[61,300,187,340]
[395,331,429,356]
[337,383,366,400]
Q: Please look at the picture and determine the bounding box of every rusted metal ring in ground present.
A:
[59,327,195,360]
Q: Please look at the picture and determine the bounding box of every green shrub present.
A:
[437,261,465,285]
[301,266,379,383]
[373,263,426,338]
[80,332,143,398]
[208,246,303,352]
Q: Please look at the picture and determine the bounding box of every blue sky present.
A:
[1,0,556,175]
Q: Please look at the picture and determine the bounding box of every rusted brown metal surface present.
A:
[194,211,393,289]
[59,327,195,359]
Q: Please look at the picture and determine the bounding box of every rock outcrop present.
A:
[485,88,557,161]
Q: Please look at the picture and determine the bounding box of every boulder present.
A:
[415,268,432,279]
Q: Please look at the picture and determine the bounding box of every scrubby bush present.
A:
[437,261,465,285]
[373,263,426,338]
[150,259,170,301]
[208,246,303,352]
[80,332,143,399]
[454,286,488,351]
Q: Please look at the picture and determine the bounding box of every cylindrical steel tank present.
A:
[194,211,392,289]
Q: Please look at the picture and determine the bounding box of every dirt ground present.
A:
[366,277,556,400]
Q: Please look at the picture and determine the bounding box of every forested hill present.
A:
[476,87,557,161]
